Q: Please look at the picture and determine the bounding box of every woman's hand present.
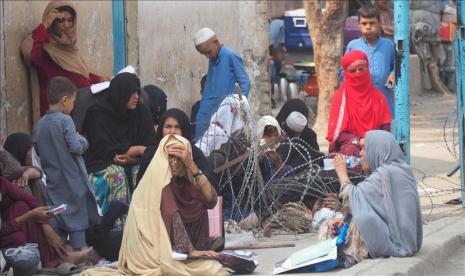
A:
[42,224,68,258]
[189,250,219,258]
[14,167,41,187]
[328,218,344,238]
[322,193,340,211]
[113,154,126,165]
[30,206,54,221]
[334,154,350,184]
[333,154,347,176]
[167,145,195,169]
[42,9,62,29]
[14,172,29,187]
[14,206,52,225]
[114,154,139,165]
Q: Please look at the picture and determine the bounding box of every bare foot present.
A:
[263,223,272,238]
[62,246,93,265]
[88,248,102,265]
[239,212,259,230]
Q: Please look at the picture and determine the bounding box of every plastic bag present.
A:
[0,251,5,272]
[2,243,41,276]
[312,207,343,229]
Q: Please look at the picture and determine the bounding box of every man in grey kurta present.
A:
[33,109,100,249]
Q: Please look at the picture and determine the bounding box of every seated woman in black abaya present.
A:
[82,73,155,216]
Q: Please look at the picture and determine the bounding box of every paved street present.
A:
[429,245,465,276]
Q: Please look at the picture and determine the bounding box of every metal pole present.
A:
[393,0,410,162]
[112,0,127,75]
[454,0,465,207]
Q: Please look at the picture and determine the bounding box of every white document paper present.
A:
[90,65,137,94]
[273,238,337,275]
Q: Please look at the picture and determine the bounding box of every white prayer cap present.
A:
[194,27,216,46]
[286,111,307,133]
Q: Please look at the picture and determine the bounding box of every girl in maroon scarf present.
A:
[327,50,391,161]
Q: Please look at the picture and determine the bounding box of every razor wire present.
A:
[193,95,464,236]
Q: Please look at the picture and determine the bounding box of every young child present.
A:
[33,76,100,250]
[282,111,308,139]
[190,74,207,130]
[345,5,395,115]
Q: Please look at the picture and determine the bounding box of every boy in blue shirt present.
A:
[344,5,395,115]
[193,27,251,140]
[33,77,99,250]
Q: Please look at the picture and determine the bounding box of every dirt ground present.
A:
[409,92,463,221]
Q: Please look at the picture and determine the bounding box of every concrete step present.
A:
[250,213,465,275]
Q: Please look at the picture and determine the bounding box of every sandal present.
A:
[445,198,462,205]
[40,262,83,275]
[86,249,102,266]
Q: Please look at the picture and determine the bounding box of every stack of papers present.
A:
[273,238,337,274]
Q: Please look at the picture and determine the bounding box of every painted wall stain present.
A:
[135,1,268,114]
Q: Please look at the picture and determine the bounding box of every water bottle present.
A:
[323,156,361,170]
[347,156,361,168]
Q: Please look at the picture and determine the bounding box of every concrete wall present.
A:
[270,0,303,18]
[125,0,139,71]
[1,0,113,135]
[135,1,270,115]
[0,0,6,135]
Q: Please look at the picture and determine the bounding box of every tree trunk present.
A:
[255,0,271,117]
[303,0,348,139]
